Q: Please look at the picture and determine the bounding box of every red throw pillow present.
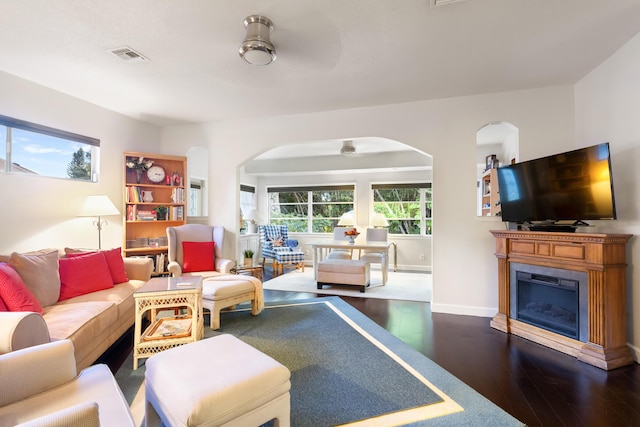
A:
[0,263,43,314]
[182,241,215,273]
[0,296,8,312]
[58,252,114,301]
[100,248,129,284]
[66,248,129,284]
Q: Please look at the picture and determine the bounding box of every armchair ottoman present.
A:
[145,334,291,427]
[317,259,370,293]
[273,250,305,276]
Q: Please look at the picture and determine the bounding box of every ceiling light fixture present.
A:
[340,140,356,156]
[239,15,276,66]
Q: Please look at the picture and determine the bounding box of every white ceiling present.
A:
[2,0,640,129]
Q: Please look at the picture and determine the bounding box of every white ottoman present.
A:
[145,334,291,427]
[316,259,370,293]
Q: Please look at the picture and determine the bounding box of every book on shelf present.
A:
[171,187,184,203]
[155,253,166,274]
[125,186,142,203]
[126,205,138,221]
[169,206,184,221]
[136,210,157,221]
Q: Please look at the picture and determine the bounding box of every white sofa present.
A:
[0,251,153,371]
[0,339,135,427]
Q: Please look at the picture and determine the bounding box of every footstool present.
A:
[316,259,370,293]
[274,250,305,276]
[145,334,291,427]
[202,275,263,330]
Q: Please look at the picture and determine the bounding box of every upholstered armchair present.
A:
[259,224,298,266]
[167,224,263,330]
[0,340,135,426]
[167,224,234,277]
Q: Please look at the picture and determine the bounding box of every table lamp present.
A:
[244,208,261,234]
[371,212,389,228]
[337,211,355,227]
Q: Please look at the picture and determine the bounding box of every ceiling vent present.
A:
[340,140,357,156]
[107,46,148,63]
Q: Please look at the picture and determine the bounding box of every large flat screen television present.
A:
[496,143,616,229]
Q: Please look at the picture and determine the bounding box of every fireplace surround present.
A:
[490,230,632,370]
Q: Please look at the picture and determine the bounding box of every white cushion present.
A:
[15,402,100,427]
[318,259,367,273]
[202,278,256,300]
[0,312,50,355]
[145,334,290,426]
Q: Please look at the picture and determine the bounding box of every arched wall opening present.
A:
[236,137,434,282]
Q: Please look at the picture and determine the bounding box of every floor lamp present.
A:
[78,195,120,249]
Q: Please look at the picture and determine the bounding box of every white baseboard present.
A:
[430,302,496,318]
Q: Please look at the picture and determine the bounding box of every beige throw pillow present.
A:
[9,250,61,307]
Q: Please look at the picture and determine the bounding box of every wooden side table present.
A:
[133,276,203,369]
[231,264,264,282]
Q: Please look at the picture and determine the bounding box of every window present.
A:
[0,115,99,181]
[240,184,255,218]
[189,179,204,216]
[372,183,432,235]
[268,185,355,233]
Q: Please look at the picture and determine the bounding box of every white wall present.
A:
[0,71,160,253]
[575,32,640,360]
[161,85,576,318]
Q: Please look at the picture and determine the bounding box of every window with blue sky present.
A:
[0,115,99,181]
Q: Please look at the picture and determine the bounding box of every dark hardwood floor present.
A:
[101,267,640,427]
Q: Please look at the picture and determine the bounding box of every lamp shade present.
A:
[78,195,120,217]
[371,212,389,228]
[337,211,355,226]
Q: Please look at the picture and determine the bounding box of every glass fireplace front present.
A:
[510,263,588,342]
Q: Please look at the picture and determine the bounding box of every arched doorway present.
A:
[237,137,434,297]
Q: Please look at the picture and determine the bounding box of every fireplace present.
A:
[510,263,588,342]
[490,230,633,370]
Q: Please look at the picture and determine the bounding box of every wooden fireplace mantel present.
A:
[490,230,633,370]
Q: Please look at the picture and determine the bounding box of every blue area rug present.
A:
[115,297,525,426]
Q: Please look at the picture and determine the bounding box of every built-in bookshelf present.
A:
[480,168,500,217]
[123,151,187,275]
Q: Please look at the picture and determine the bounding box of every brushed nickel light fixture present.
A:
[340,140,357,156]
[239,15,276,66]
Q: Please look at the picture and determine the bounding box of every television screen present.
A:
[497,143,616,224]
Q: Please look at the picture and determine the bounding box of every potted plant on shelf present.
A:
[243,249,254,267]
[154,206,167,221]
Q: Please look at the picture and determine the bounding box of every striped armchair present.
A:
[258,224,304,276]
[259,225,290,263]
